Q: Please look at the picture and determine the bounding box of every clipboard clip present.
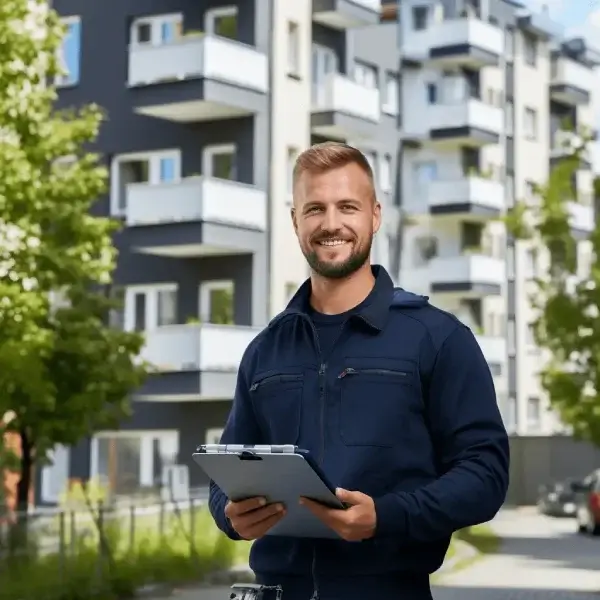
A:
[238,450,262,461]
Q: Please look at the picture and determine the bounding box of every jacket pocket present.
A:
[338,367,413,447]
[250,372,304,445]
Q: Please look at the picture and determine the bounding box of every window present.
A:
[413,161,437,192]
[526,322,536,346]
[354,61,377,89]
[505,28,514,61]
[312,45,338,106]
[383,72,399,115]
[203,144,237,180]
[56,17,81,87]
[205,6,238,40]
[41,445,70,503]
[523,33,537,67]
[200,280,234,325]
[110,150,181,216]
[505,101,514,136]
[526,396,541,429]
[412,6,428,30]
[524,107,537,140]
[287,146,298,195]
[91,430,179,498]
[125,285,178,331]
[130,14,182,45]
[525,248,538,279]
[380,154,392,193]
[287,21,300,78]
[426,83,437,104]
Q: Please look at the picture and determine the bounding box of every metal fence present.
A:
[0,494,238,600]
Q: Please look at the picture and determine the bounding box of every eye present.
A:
[340,204,357,211]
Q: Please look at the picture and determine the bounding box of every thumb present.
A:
[335,488,364,505]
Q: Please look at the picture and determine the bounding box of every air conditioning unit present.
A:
[161,464,190,502]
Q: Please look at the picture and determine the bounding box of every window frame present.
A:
[55,16,82,88]
[199,280,235,324]
[124,283,178,331]
[202,143,237,180]
[129,13,182,46]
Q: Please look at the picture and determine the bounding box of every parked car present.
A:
[537,478,579,517]
[573,469,600,535]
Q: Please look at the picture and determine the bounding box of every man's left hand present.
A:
[299,488,376,541]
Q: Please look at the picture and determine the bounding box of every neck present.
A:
[310,263,376,315]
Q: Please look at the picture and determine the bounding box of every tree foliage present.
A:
[505,126,600,445]
[0,0,148,508]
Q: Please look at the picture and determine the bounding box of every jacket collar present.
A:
[271,265,395,332]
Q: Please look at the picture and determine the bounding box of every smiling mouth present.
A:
[316,239,350,247]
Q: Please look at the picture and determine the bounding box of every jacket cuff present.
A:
[374,493,407,537]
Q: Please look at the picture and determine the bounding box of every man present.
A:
[209,142,509,600]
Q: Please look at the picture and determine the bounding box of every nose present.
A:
[321,205,343,233]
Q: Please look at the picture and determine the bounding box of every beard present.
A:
[302,232,373,279]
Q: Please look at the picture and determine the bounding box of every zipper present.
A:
[338,367,408,379]
[249,373,302,391]
[318,362,327,464]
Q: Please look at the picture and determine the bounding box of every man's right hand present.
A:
[225,497,286,540]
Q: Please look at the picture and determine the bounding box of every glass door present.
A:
[311,45,337,107]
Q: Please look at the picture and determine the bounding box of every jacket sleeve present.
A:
[208,341,263,540]
[373,325,509,541]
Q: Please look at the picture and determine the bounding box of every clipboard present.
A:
[192,444,345,539]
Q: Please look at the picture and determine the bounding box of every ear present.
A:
[291,206,298,235]
[372,201,381,235]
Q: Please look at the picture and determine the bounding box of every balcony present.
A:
[475,335,506,366]
[137,324,261,401]
[429,254,505,295]
[551,57,592,105]
[427,176,504,217]
[568,201,594,237]
[311,73,380,140]
[549,130,591,168]
[125,176,267,257]
[312,0,381,29]
[404,99,502,147]
[403,18,504,68]
[128,35,268,122]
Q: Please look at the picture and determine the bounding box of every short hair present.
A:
[293,142,374,190]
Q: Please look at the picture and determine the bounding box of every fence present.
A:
[0,495,241,600]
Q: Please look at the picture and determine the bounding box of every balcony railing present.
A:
[428,176,504,212]
[125,176,267,231]
[429,254,505,286]
[313,73,380,122]
[128,34,268,93]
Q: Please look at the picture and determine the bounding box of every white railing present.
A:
[429,177,504,212]
[142,323,261,372]
[313,73,380,122]
[427,99,502,133]
[403,18,503,59]
[128,34,268,92]
[552,57,592,93]
[126,176,267,231]
[429,254,505,286]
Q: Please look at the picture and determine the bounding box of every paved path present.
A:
[434,508,600,599]
[165,509,600,599]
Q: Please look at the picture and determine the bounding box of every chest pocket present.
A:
[250,372,303,445]
[338,362,417,448]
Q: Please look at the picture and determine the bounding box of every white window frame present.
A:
[125,283,178,332]
[199,280,234,324]
[205,6,237,36]
[526,397,541,430]
[524,107,537,141]
[202,143,237,179]
[523,33,537,67]
[41,445,70,503]
[110,149,181,216]
[354,61,378,90]
[55,16,81,88]
[205,428,224,444]
[90,429,179,492]
[382,72,399,115]
[287,21,300,77]
[130,13,182,46]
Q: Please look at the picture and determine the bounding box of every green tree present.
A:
[0,0,147,512]
[505,127,600,444]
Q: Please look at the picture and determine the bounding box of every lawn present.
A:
[455,523,501,555]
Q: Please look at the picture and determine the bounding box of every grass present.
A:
[455,523,501,555]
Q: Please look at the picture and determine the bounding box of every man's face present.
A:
[292,163,381,279]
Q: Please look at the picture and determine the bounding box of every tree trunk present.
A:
[9,429,33,555]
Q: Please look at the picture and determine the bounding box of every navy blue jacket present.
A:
[209,265,509,579]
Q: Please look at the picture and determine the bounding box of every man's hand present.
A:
[225,497,286,540]
[299,488,376,541]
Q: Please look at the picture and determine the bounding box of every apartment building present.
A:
[36,0,401,504]
[396,0,598,438]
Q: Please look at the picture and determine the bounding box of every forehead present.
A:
[295,163,371,203]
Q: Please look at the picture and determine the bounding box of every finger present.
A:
[299,498,340,525]
[244,511,285,539]
[225,497,267,517]
[335,488,365,505]
[238,503,285,528]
